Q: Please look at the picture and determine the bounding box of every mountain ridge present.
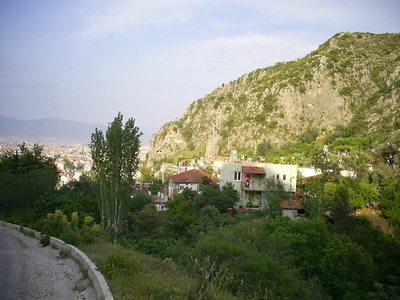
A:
[148,32,400,164]
[0,116,106,144]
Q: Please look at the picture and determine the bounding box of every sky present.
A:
[1,0,399,145]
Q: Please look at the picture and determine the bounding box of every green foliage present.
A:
[34,180,99,223]
[303,179,326,219]
[182,217,376,299]
[165,191,197,238]
[63,158,75,170]
[189,206,234,237]
[264,176,293,218]
[123,205,165,240]
[268,119,278,129]
[312,150,341,183]
[339,86,353,96]
[315,234,374,298]
[40,234,50,247]
[298,127,319,144]
[129,193,154,212]
[81,240,236,300]
[381,179,400,239]
[26,174,99,229]
[0,143,58,223]
[238,93,247,102]
[262,93,278,112]
[223,114,235,128]
[254,113,264,123]
[90,112,142,238]
[140,167,154,183]
[194,183,239,213]
[344,179,381,209]
[39,210,99,245]
[160,185,238,241]
[99,252,139,279]
[129,238,177,258]
[256,141,275,156]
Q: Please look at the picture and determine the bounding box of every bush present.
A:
[40,210,98,246]
[298,127,319,143]
[131,238,176,258]
[99,252,140,279]
[40,234,50,247]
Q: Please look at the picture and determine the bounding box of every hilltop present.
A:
[147,32,400,164]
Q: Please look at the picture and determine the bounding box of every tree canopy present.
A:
[90,112,142,238]
[0,143,58,223]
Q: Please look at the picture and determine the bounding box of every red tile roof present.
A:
[303,174,323,181]
[242,166,265,174]
[280,199,304,210]
[168,169,215,183]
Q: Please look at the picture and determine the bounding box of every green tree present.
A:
[256,140,277,157]
[194,182,239,213]
[312,150,341,183]
[315,233,374,299]
[0,143,58,223]
[345,179,381,210]
[381,179,400,239]
[263,176,293,218]
[129,193,154,212]
[139,167,154,183]
[189,206,234,238]
[325,183,355,234]
[63,158,75,170]
[298,127,319,144]
[165,189,197,238]
[304,179,326,219]
[90,112,142,239]
[150,178,163,195]
[123,205,165,240]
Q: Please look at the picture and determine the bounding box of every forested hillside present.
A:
[148,32,400,163]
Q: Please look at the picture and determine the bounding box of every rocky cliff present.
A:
[148,32,400,163]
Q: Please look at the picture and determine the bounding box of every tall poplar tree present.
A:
[90,112,142,239]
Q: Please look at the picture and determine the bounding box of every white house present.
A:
[218,162,298,208]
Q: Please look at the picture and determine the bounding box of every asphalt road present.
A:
[0,226,95,300]
[0,228,31,299]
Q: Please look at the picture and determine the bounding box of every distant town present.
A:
[0,138,326,218]
[0,139,149,186]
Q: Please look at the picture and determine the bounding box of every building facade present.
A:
[219,162,298,208]
[168,169,215,198]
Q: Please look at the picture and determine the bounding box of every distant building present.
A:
[281,199,304,220]
[168,169,217,198]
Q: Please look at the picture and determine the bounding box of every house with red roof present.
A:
[281,199,304,220]
[219,162,297,208]
[168,169,217,198]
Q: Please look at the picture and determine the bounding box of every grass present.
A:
[58,249,72,259]
[79,240,237,300]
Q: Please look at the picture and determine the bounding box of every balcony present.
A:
[241,182,265,191]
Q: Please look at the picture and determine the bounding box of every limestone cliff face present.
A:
[148,32,400,163]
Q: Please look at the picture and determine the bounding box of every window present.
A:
[283,174,287,181]
[234,171,242,181]
[276,174,280,180]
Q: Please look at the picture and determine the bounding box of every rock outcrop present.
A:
[148,32,400,163]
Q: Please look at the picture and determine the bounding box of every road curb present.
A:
[0,221,114,300]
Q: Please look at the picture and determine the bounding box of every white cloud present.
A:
[68,0,207,39]
[159,33,317,75]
